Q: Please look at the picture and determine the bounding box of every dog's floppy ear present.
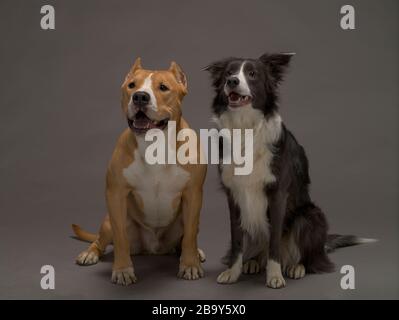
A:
[203,58,232,88]
[259,52,295,83]
[169,61,187,94]
[127,57,143,78]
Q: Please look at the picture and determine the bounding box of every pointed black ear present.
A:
[203,58,233,87]
[202,59,229,73]
[259,52,295,83]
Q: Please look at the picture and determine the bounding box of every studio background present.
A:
[0,0,398,299]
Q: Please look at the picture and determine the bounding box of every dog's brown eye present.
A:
[249,71,255,77]
[160,84,169,91]
[128,82,135,89]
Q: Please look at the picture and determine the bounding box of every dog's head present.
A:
[205,53,294,117]
[121,58,187,134]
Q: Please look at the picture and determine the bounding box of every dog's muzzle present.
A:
[227,91,252,108]
[127,111,169,135]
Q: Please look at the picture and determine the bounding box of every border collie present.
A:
[205,53,375,288]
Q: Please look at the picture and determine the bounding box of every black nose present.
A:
[226,76,240,88]
[132,91,150,107]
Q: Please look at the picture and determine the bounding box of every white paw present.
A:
[111,267,137,285]
[266,259,286,289]
[286,264,305,279]
[178,265,204,280]
[217,268,240,284]
[198,248,206,263]
[76,250,99,266]
[267,274,286,289]
[243,259,260,274]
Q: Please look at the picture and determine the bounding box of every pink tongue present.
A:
[229,93,240,101]
[134,118,151,128]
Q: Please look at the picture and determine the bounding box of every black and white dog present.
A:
[205,53,375,288]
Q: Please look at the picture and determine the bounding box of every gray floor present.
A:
[0,0,398,299]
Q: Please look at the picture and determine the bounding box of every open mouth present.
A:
[228,92,252,107]
[127,111,169,134]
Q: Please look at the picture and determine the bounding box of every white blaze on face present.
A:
[127,99,135,118]
[224,61,251,97]
[236,62,251,96]
[135,73,158,112]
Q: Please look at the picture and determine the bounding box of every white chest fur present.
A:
[122,139,190,228]
[215,107,282,236]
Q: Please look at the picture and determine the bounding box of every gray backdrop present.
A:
[0,0,398,299]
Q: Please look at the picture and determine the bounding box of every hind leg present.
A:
[290,203,334,274]
[286,264,305,279]
[76,215,113,266]
[243,259,260,274]
[280,232,306,279]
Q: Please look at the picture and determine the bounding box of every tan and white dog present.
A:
[72,58,207,285]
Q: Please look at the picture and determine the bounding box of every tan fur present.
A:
[73,58,207,284]
[72,224,96,242]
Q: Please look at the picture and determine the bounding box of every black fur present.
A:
[325,234,364,253]
[206,53,367,278]
[206,54,290,119]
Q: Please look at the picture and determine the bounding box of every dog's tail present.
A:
[72,224,97,243]
[325,234,377,253]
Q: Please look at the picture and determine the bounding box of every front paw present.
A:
[217,268,241,284]
[266,259,286,289]
[111,267,137,285]
[178,260,204,280]
[267,274,286,288]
